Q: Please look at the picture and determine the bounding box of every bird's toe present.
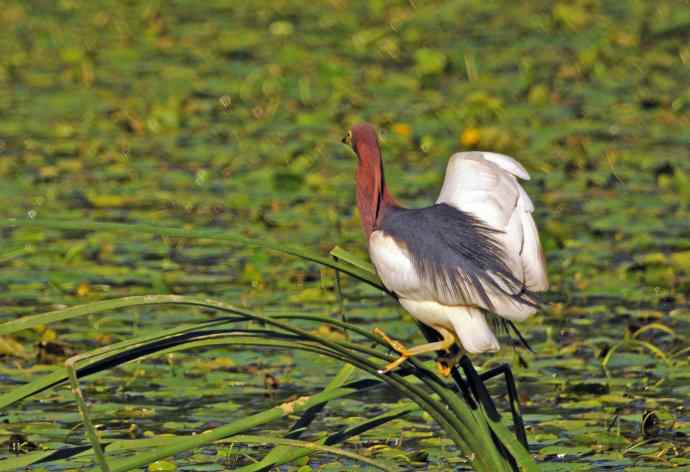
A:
[373,328,409,354]
[435,360,452,377]
[378,354,409,374]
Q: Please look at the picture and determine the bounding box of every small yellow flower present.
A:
[76,281,91,297]
[41,328,57,343]
[460,128,480,147]
[392,122,412,138]
[39,166,59,178]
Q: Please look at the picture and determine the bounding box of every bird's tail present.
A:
[449,306,501,354]
[484,312,533,352]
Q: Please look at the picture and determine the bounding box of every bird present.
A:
[343,123,548,375]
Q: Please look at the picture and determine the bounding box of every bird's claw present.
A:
[436,351,462,377]
[436,359,452,377]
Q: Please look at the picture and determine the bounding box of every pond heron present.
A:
[343,122,548,447]
[345,123,549,370]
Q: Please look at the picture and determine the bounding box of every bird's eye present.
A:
[342,130,353,145]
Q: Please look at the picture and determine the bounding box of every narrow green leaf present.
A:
[223,434,399,471]
[99,385,372,472]
[485,417,539,472]
[0,450,56,471]
[243,364,357,471]
[330,245,377,274]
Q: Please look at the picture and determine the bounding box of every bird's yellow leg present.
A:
[374,326,457,375]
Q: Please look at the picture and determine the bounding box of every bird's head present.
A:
[342,123,380,158]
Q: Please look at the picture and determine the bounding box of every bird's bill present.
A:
[341,129,353,145]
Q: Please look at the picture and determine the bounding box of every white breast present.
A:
[369,230,431,301]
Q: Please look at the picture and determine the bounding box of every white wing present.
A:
[437,152,549,313]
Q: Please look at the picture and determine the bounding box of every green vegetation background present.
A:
[0,0,688,470]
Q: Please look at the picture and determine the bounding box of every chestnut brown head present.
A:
[342,123,380,158]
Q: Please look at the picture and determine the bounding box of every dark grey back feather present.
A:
[379,203,538,312]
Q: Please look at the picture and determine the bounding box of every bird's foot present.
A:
[373,328,412,374]
[436,351,463,377]
[436,359,452,377]
[373,328,411,356]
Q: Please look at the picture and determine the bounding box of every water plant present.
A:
[0,217,535,471]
